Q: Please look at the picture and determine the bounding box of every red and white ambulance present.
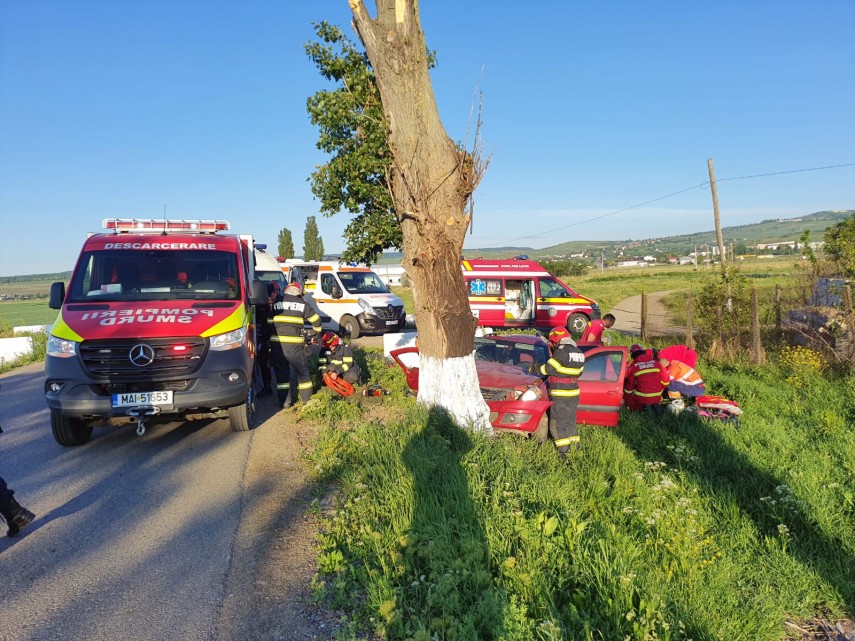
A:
[462,259,601,334]
[44,219,267,446]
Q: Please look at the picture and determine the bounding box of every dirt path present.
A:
[606,290,686,339]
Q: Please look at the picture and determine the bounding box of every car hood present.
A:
[475,361,542,390]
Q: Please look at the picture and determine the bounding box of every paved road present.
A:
[0,362,264,641]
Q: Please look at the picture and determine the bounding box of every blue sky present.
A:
[1,0,853,276]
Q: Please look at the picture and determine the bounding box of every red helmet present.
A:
[630,343,644,356]
[548,327,571,344]
[285,281,302,296]
[321,332,340,350]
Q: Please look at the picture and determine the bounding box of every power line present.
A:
[471,161,855,250]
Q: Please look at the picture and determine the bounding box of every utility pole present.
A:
[601,248,605,275]
[707,158,727,277]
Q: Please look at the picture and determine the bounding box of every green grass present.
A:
[0,300,58,327]
[302,349,854,640]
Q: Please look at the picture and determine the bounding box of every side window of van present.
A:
[539,277,573,298]
[321,273,335,295]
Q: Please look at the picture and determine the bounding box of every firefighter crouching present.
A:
[623,344,669,413]
[319,332,361,395]
[539,328,586,459]
[270,282,323,408]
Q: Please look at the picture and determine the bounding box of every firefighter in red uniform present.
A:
[319,332,362,390]
[623,344,669,413]
[580,313,615,343]
[539,327,586,458]
[269,282,323,408]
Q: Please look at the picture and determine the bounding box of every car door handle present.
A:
[607,391,620,396]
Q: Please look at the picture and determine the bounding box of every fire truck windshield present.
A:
[67,250,241,302]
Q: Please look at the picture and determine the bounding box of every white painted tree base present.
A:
[417,353,493,435]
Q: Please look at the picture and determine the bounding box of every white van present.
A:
[253,245,288,293]
[280,260,406,338]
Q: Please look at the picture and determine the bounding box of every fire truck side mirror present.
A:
[250,280,267,306]
[49,282,66,309]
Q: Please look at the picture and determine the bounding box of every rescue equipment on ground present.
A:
[362,385,389,397]
[323,371,355,397]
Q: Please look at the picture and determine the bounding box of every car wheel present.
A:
[50,410,93,446]
[341,314,361,340]
[533,413,549,444]
[566,313,588,335]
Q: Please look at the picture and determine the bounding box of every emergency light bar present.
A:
[102,218,231,233]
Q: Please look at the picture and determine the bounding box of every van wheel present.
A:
[50,410,93,446]
[566,313,588,335]
[534,413,549,444]
[228,399,253,432]
[341,315,361,340]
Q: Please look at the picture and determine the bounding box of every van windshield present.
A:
[337,271,390,294]
[67,250,242,302]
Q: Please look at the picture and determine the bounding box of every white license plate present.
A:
[385,320,398,325]
[112,391,174,407]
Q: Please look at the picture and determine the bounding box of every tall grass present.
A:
[304,350,854,640]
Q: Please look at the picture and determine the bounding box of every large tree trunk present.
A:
[349,0,491,432]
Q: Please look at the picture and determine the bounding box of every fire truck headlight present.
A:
[47,335,78,358]
[357,298,375,316]
[518,386,542,401]
[210,327,247,351]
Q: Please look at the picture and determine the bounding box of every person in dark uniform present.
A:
[0,475,35,537]
[269,282,322,408]
[318,331,361,391]
[540,327,586,459]
[256,281,281,397]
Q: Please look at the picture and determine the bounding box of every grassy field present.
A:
[301,350,854,641]
[0,300,57,328]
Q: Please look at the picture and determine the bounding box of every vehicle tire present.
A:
[566,313,588,335]
[533,413,549,444]
[50,410,93,446]
[228,389,255,432]
[340,314,361,340]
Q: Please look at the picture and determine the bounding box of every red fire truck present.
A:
[462,259,601,333]
[44,219,267,446]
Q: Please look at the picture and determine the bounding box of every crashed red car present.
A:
[389,334,628,439]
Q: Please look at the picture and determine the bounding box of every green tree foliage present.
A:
[823,212,855,277]
[695,266,751,357]
[303,216,325,261]
[305,22,436,265]
[541,258,589,279]
[277,227,295,260]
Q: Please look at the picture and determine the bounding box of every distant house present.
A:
[615,260,647,268]
[678,256,694,265]
[668,256,679,264]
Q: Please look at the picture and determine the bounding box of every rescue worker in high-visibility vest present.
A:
[623,344,669,412]
[269,282,322,408]
[580,313,616,343]
[539,327,586,458]
[659,356,706,399]
[319,331,361,388]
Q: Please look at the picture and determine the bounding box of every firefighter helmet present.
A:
[548,327,571,344]
[630,343,644,357]
[321,331,340,350]
[284,281,302,296]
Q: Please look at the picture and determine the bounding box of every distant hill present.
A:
[459,210,853,260]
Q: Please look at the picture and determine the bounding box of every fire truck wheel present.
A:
[228,398,253,432]
[533,413,549,444]
[566,313,588,335]
[340,315,361,340]
[50,410,93,446]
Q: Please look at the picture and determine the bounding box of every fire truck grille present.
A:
[373,305,403,320]
[480,387,515,402]
[79,338,206,379]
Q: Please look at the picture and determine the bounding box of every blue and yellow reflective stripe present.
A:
[273,316,304,324]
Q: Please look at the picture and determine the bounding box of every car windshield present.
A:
[337,271,390,294]
[67,249,242,302]
[473,336,548,375]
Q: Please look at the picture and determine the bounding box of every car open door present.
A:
[577,345,628,427]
